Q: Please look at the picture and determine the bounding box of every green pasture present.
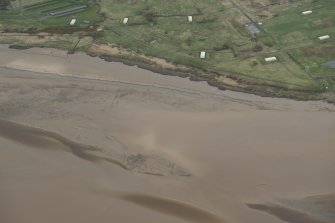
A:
[0,0,100,28]
[264,0,335,46]
[97,0,326,89]
[0,0,334,93]
[262,0,335,90]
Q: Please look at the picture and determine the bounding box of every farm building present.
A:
[188,16,193,22]
[302,10,312,15]
[265,57,277,62]
[70,19,76,26]
[318,35,330,40]
[123,18,129,24]
[245,23,260,34]
[47,5,87,17]
[200,51,206,59]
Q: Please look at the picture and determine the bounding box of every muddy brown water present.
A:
[0,46,335,223]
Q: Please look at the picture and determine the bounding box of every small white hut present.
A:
[200,51,206,59]
[302,10,312,15]
[70,19,76,26]
[265,56,277,62]
[188,16,193,22]
[123,17,129,24]
[318,35,330,40]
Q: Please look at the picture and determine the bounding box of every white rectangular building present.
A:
[302,10,312,15]
[265,56,277,62]
[123,17,129,24]
[318,35,330,40]
[200,51,206,59]
[70,19,76,26]
[188,16,193,22]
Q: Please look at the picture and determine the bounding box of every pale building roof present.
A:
[123,17,129,24]
[265,56,277,62]
[318,35,330,40]
[70,19,76,26]
[302,10,312,15]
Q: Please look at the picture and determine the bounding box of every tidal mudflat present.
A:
[0,46,334,223]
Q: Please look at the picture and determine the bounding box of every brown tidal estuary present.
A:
[0,119,223,223]
[0,46,335,223]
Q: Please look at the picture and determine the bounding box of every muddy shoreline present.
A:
[7,44,332,104]
[97,54,332,101]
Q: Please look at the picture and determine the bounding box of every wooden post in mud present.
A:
[68,38,82,55]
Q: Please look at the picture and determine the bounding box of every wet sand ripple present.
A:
[117,193,225,223]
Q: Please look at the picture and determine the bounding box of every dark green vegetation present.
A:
[0,0,334,101]
[0,0,11,10]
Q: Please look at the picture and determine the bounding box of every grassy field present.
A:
[97,0,333,91]
[261,0,335,90]
[0,0,101,28]
[0,0,334,99]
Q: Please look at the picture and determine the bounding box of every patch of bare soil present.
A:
[302,47,335,56]
[313,19,334,28]
[88,43,177,69]
[215,75,245,87]
[127,0,138,4]
[0,33,78,46]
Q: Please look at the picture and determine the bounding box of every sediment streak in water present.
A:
[0,119,127,169]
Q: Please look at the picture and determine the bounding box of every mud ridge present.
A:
[0,119,190,176]
[0,118,128,169]
[117,192,224,223]
[246,203,328,223]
